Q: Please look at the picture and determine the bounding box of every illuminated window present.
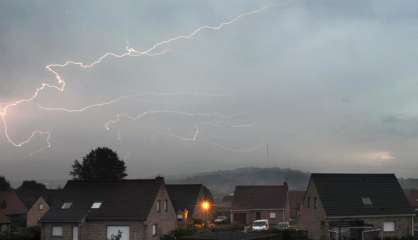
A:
[91,202,102,209]
[39,204,44,210]
[61,202,72,209]
[164,200,168,212]
[270,212,276,219]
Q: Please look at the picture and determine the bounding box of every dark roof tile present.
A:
[311,173,414,217]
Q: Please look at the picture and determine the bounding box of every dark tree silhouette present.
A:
[70,147,127,181]
[0,176,11,191]
[17,180,48,208]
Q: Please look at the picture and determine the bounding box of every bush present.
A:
[0,226,40,240]
[160,226,199,240]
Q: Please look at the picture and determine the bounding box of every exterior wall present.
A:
[362,215,413,239]
[42,223,76,240]
[299,181,328,240]
[27,197,50,226]
[144,184,177,240]
[80,222,144,240]
[231,209,289,225]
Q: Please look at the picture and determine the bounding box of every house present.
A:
[166,184,214,224]
[288,191,304,221]
[41,177,177,240]
[27,189,60,226]
[300,173,415,240]
[231,183,289,226]
[215,195,233,219]
[405,189,418,234]
[0,191,27,228]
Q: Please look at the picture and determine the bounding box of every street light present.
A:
[201,201,211,211]
[200,200,211,228]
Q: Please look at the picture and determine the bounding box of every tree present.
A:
[70,147,127,181]
[0,176,11,191]
[17,180,48,208]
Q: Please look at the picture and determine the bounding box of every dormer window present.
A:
[362,197,373,206]
[91,202,102,209]
[61,202,72,209]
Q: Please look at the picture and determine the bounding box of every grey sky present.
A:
[1,0,418,182]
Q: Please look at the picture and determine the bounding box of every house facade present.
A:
[300,174,415,240]
[0,191,27,229]
[231,183,289,226]
[27,190,60,226]
[166,184,214,224]
[288,191,304,222]
[41,177,177,240]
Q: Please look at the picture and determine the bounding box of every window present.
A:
[269,212,276,219]
[0,200,7,209]
[39,204,44,210]
[91,202,102,209]
[52,226,63,236]
[361,197,373,206]
[314,197,317,209]
[72,226,79,240]
[164,200,168,212]
[107,226,130,240]
[61,202,72,209]
[307,197,311,208]
[1,224,8,232]
[156,200,161,212]
[152,224,158,236]
[383,222,395,232]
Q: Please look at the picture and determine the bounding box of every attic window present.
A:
[61,202,72,209]
[91,202,102,209]
[362,197,373,206]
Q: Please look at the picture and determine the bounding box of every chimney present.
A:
[155,176,165,184]
[283,181,288,191]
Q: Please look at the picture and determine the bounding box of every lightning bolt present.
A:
[0,5,272,151]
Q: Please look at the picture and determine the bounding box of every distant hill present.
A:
[170,167,418,201]
[169,167,310,200]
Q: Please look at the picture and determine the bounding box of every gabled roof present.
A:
[0,191,27,216]
[41,178,164,223]
[166,184,213,214]
[289,191,305,209]
[311,173,414,217]
[232,185,288,210]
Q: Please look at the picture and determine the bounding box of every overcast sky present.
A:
[1,0,418,182]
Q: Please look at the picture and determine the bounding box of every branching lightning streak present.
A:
[0,5,270,150]
[104,111,229,131]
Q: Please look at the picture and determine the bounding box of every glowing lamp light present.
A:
[200,201,211,211]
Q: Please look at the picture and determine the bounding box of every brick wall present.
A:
[363,215,414,239]
[299,181,328,240]
[144,184,177,240]
[27,197,50,226]
[42,223,76,240]
[80,222,144,240]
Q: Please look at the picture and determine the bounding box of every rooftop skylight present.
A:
[91,202,102,209]
[361,197,373,206]
[61,202,72,209]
